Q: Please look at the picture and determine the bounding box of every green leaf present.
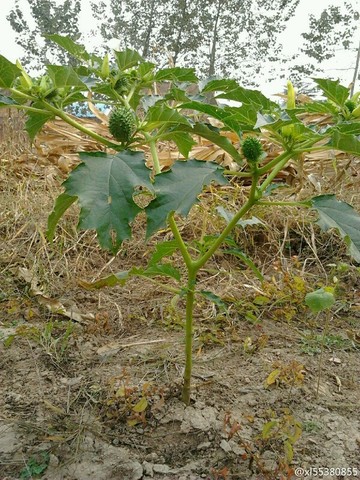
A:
[302,101,339,115]
[25,111,54,140]
[62,150,154,254]
[144,104,191,130]
[154,67,198,83]
[222,248,263,281]
[216,207,265,228]
[47,66,87,88]
[192,123,242,163]
[132,397,148,413]
[168,130,197,158]
[199,290,228,311]
[0,55,22,88]
[148,240,179,265]
[45,34,95,63]
[47,193,78,242]
[254,111,292,130]
[284,440,294,463]
[332,123,360,136]
[200,78,239,93]
[313,78,349,107]
[146,160,228,237]
[329,130,360,155]
[311,195,360,262]
[0,94,18,107]
[114,49,144,70]
[262,420,278,438]
[305,288,335,313]
[79,263,181,289]
[142,263,181,281]
[215,84,273,110]
[179,100,241,133]
[223,105,258,130]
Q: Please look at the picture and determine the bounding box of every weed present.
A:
[266,360,305,389]
[19,451,50,479]
[300,331,353,355]
[242,410,302,479]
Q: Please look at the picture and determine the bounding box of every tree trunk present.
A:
[350,39,360,96]
[208,0,221,77]
[142,0,156,58]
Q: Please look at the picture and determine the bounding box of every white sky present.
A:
[0,0,359,95]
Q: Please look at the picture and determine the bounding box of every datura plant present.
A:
[1,36,360,405]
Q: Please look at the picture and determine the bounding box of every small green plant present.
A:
[20,452,50,479]
[1,39,360,404]
[305,287,336,397]
[242,410,302,479]
[38,320,75,363]
[300,331,353,355]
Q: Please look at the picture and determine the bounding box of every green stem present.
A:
[9,88,36,102]
[168,212,194,270]
[223,169,253,178]
[182,269,197,405]
[193,173,259,270]
[257,200,311,207]
[257,150,294,176]
[168,212,198,404]
[258,152,295,193]
[41,100,120,149]
[144,132,161,175]
[9,104,51,115]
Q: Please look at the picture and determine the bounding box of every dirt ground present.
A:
[0,131,360,480]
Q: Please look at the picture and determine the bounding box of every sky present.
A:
[0,0,359,96]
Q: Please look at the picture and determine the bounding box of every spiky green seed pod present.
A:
[114,76,129,93]
[345,100,356,113]
[242,137,263,164]
[108,107,135,143]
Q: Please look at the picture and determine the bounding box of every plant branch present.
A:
[41,100,120,148]
[144,132,161,175]
[168,212,194,270]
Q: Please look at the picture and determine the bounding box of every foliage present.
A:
[1,37,360,404]
[7,0,82,70]
[20,452,50,479]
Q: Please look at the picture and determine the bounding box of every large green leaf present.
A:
[45,34,96,63]
[329,130,360,155]
[160,129,197,158]
[0,55,21,88]
[213,83,274,110]
[313,78,349,107]
[61,150,154,253]
[114,49,144,70]
[311,195,360,262]
[46,66,87,88]
[47,193,78,241]
[302,101,339,115]
[192,123,242,162]
[146,160,228,237]
[144,104,191,130]
[25,111,54,140]
[154,67,198,83]
[179,100,241,133]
